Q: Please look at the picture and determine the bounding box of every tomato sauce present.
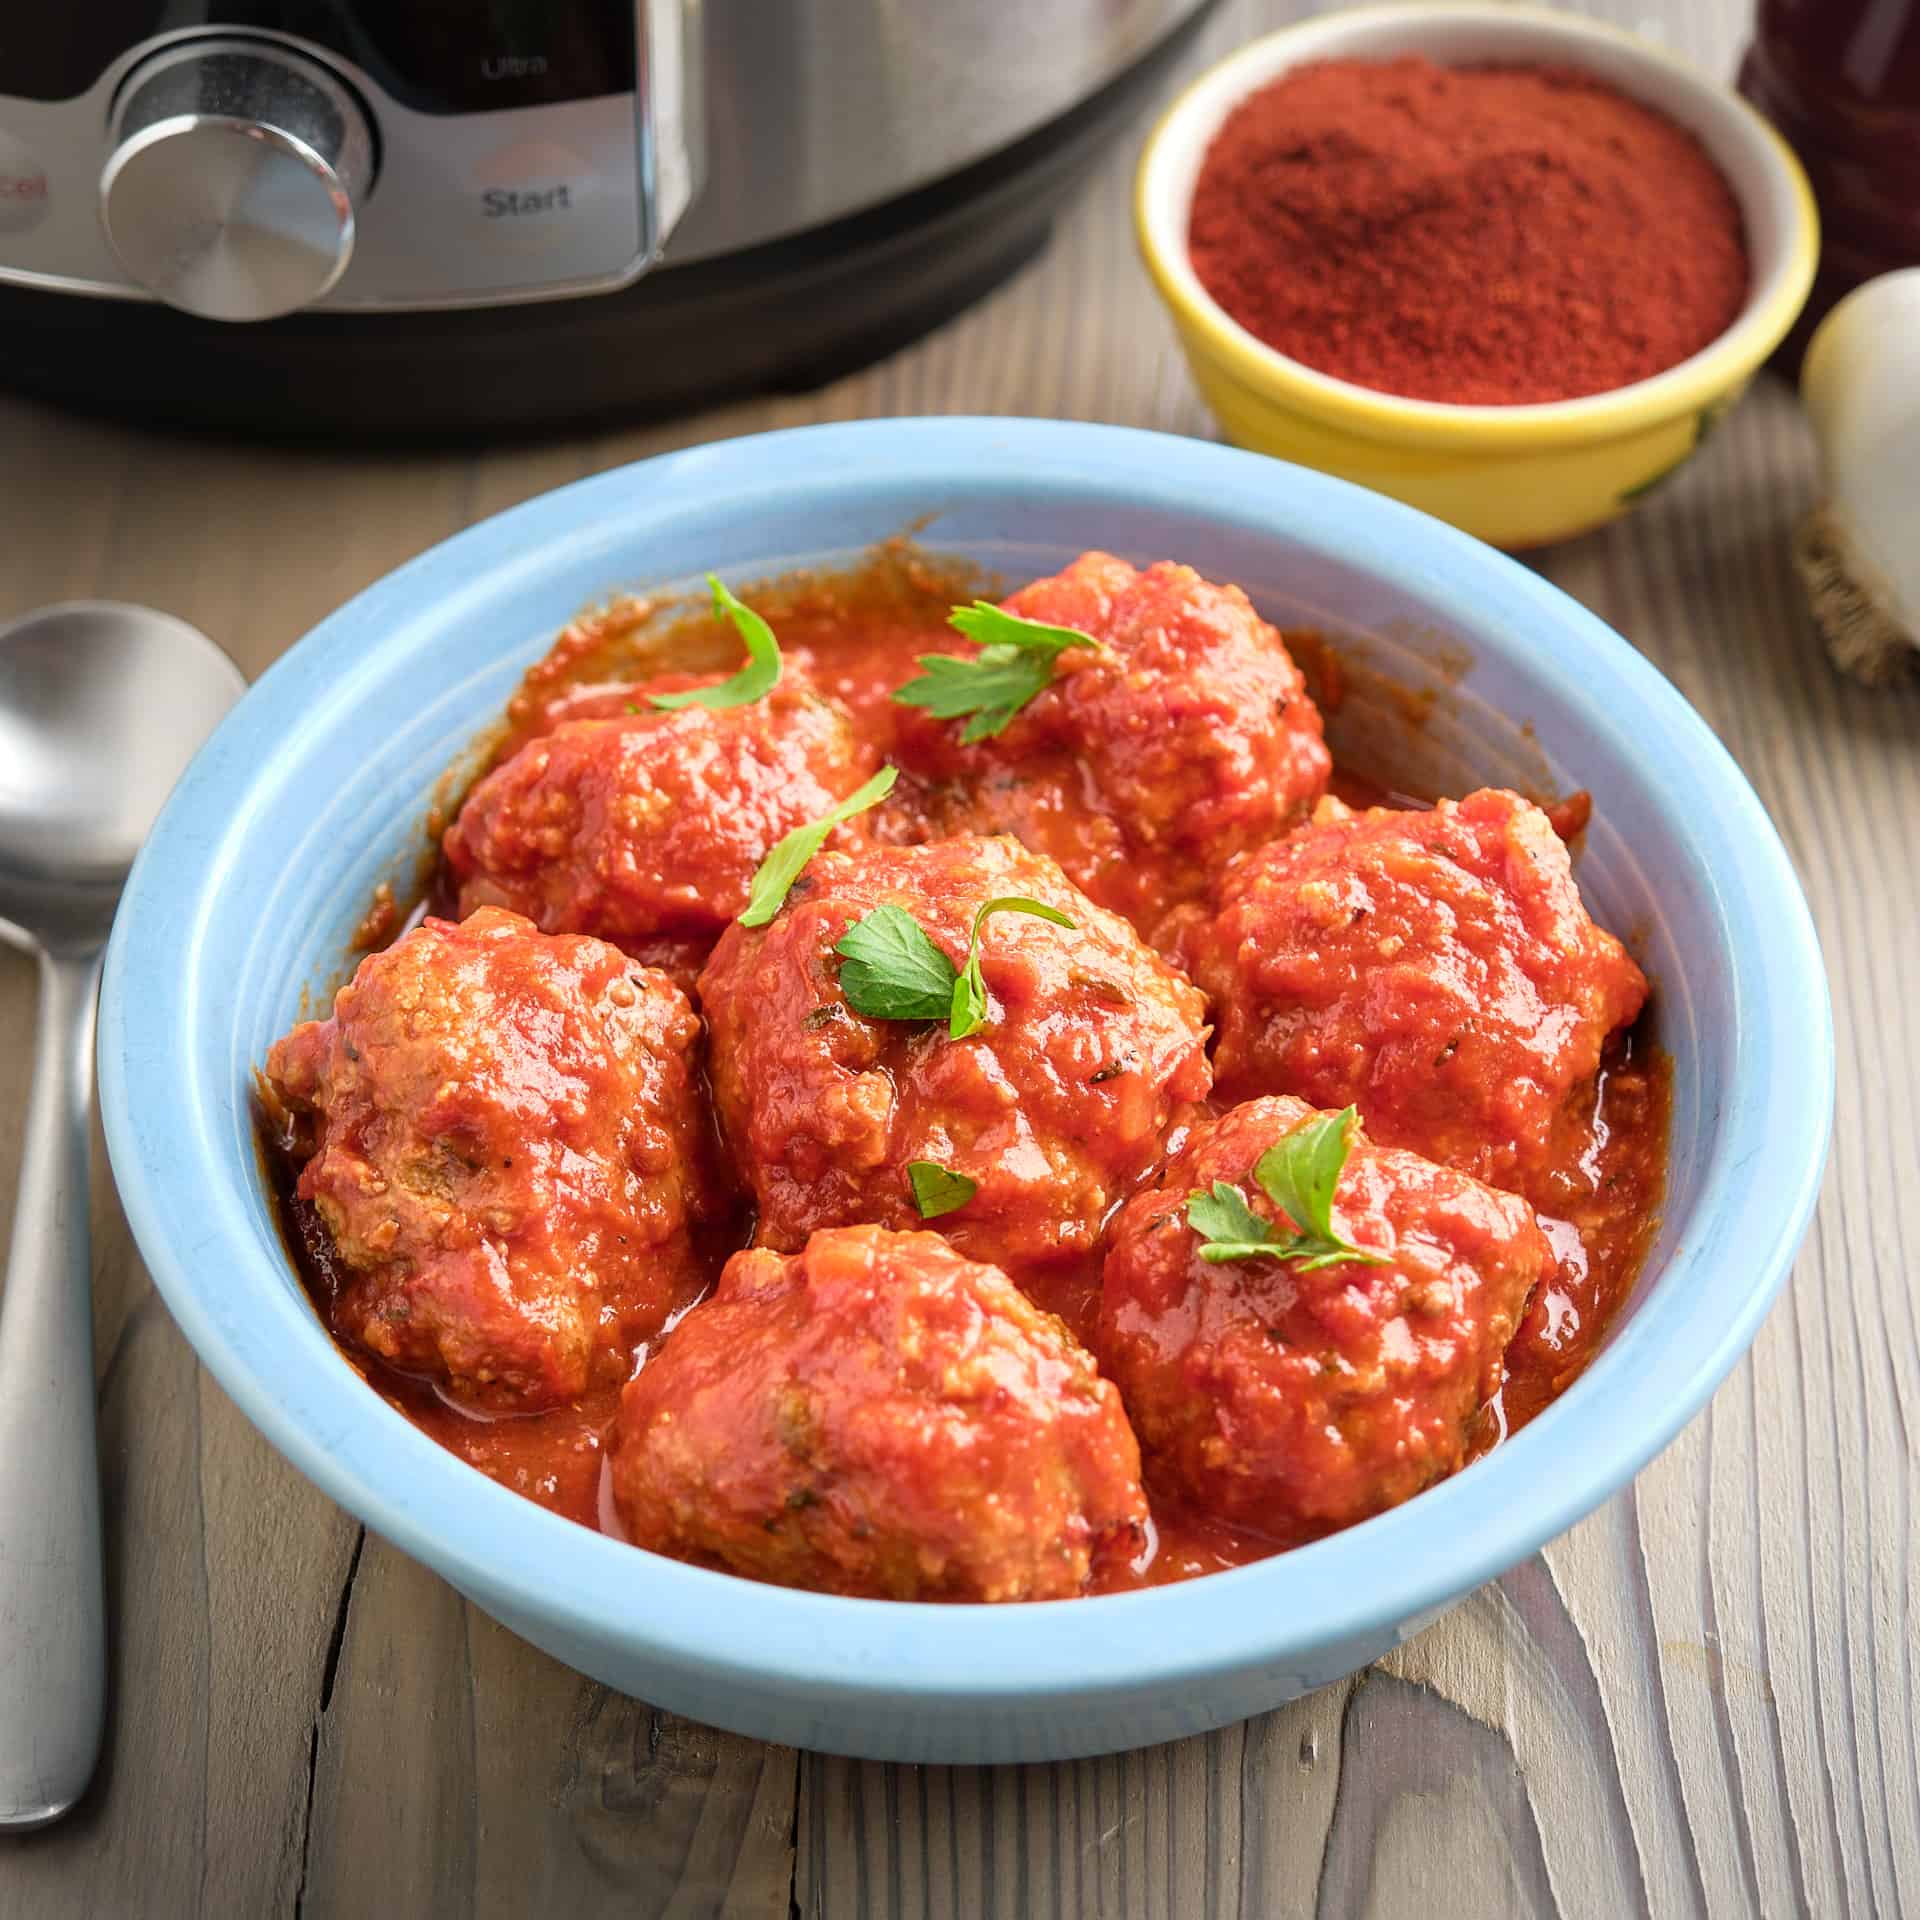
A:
[264,543,1670,1592]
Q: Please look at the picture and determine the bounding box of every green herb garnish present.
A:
[892,601,1099,742]
[738,766,897,927]
[949,896,1073,1038]
[648,574,782,711]
[1185,1184,1284,1262]
[1185,1107,1387,1271]
[833,904,956,1022]
[832,894,1074,1038]
[908,1160,977,1219]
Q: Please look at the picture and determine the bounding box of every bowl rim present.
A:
[1135,0,1821,446]
[98,417,1832,1719]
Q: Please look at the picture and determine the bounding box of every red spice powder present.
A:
[1187,58,1751,405]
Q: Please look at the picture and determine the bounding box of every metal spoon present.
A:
[0,603,245,1829]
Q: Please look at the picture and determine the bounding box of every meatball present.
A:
[895,551,1330,935]
[1100,1096,1552,1538]
[697,835,1212,1279]
[611,1226,1149,1600]
[1183,788,1648,1201]
[443,671,875,987]
[263,907,717,1411]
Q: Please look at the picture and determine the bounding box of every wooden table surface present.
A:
[2,1,1914,1912]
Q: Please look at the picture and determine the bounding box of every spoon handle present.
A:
[0,947,106,1829]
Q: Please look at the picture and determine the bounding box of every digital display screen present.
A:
[0,3,636,111]
[338,0,637,113]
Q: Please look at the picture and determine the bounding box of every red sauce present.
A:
[264,545,1670,1591]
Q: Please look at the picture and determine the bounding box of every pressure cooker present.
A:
[0,3,1214,436]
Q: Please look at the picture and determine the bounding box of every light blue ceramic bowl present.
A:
[98,419,1831,1764]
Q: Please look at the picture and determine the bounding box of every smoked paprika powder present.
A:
[1187,57,1750,405]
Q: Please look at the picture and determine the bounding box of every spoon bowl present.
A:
[0,599,243,1828]
[0,603,246,949]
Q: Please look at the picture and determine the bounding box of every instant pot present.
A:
[0,3,1213,437]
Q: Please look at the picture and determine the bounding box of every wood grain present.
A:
[1,0,1915,1912]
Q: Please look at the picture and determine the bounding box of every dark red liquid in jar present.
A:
[1740,0,1920,360]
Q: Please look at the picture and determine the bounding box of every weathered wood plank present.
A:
[294,1539,798,1917]
[463,1608,797,1917]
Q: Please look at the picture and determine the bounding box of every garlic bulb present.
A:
[1797,268,1920,685]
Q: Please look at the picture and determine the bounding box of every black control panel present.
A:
[0,10,169,101]
[1,1,636,111]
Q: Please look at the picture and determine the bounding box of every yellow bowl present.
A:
[1135,3,1820,549]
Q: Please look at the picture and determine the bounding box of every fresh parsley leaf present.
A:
[835,904,958,1021]
[890,649,1052,744]
[1186,1182,1284,1263]
[1253,1107,1374,1264]
[908,1160,977,1219]
[1184,1107,1387,1270]
[738,766,897,927]
[892,600,1099,743]
[948,601,1096,657]
[950,895,1075,1039]
[648,574,783,711]
[830,893,1075,1037]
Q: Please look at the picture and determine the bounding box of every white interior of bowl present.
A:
[1139,1,1808,425]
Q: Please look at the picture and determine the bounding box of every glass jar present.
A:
[1740,0,1920,364]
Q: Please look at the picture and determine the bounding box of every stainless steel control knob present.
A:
[100,39,375,323]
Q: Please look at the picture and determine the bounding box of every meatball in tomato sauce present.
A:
[1183,789,1647,1202]
[263,907,717,1412]
[611,1226,1149,1601]
[894,551,1330,937]
[697,835,1211,1282]
[1100,1097,1552,1539]
[443,672,875,988]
